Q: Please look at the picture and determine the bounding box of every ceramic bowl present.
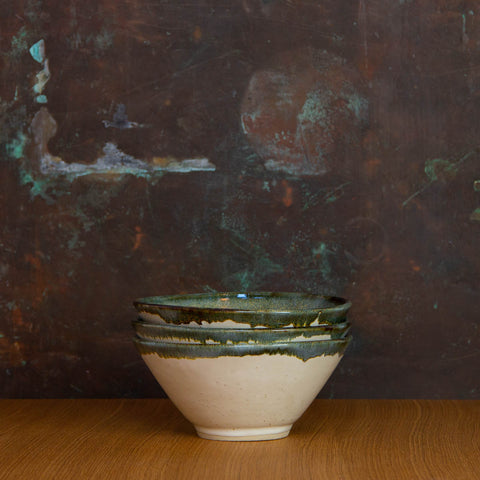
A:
[133,292,351,328]
[133,335,351,441]
[132,318,351,344]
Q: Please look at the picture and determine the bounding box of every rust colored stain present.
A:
[192,26,202,43]
[11,306,24,328]
[241,48,368,176]
[24,253,42,270]
[133,226,145,251]
[364,158,382,177]
[24,252,48,307]
[282,180,294,208]
[31,107,58,162]
[22,251,68,308]
[0,337,26,367]
[409,260,421,272]
[9,304,32,337]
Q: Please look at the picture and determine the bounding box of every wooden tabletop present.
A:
[1,399,478,479]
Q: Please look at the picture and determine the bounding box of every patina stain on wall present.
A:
[1,0,479,398]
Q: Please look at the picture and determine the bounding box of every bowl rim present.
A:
[133,291,352,315]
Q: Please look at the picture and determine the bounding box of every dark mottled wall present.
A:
[1,0,479,398]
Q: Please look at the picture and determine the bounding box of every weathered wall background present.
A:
[1,0,479,398]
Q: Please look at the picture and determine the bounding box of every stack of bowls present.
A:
[132,292,352,441]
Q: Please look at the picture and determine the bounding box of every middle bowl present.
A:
[132,318,351,344]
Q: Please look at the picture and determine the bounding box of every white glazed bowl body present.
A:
[133,336,350,441]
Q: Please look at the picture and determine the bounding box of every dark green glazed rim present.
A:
[133,292,351,327]
[133,335,352,362]
[132,318,351,343]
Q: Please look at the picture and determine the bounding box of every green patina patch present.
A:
[313,242,334,281]
[1,101,29,161]
[24,0,43,23]
[94,29,115,53]
[29,39,45,64]
[228,257,283,291]
[220,229,283,291]
[298,90,332,130]
[9,27,29,60]
[301,182,351,210]
[35,94,48,104]
[473,180,480,222]
[18,167,55,204]
[424,158,458,182]
[6,132,28,159]
[66,29,115,57]
[470,208,480,222]
[403,151,477,207]
[297,84,367,131]
[343,85,369,122]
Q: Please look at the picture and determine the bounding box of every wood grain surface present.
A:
[1,399,478,479]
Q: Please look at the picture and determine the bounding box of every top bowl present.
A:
[133,292,351,328]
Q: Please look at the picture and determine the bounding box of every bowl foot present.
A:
[194,424,292,441]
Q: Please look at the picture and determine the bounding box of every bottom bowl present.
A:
[133,336,351,441]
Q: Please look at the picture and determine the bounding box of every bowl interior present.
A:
[135,292,349,312]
